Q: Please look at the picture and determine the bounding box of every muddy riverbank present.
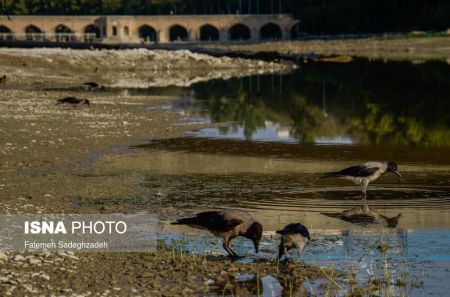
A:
[199,35,450,61]
[1,47,448,296]
[0,48,288,89]
[0,48,322,296]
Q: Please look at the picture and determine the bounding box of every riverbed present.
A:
[0,50,449,296]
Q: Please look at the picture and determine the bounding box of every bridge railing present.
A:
[0,32,99,42]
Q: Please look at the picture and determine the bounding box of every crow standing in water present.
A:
[56,97,90,107]
[276,223,310,261]
[321,161,402,196]
[172,210,263,258]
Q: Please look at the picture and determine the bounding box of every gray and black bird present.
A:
[81,82,102,89]
[321,161,402,196]
[172,209,263,258]
[56,97,90,107]
[276,223,310,260]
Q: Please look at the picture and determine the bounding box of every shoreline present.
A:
[0,45,443,296]
[0,48,307,296]
[197,35,450,62]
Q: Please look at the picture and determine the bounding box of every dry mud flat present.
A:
[0,49,327,296]
[0,48,286,88]
[202,35,450,61]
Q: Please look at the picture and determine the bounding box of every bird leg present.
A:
[223,241,239,258]
[361,180,370,213]
[223,242,233,257]
[361,180,369,196]
[362,196,370,214]
[228,247,240,258]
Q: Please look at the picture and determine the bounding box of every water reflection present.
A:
[321,206,402,228]
[188,59,450,147]
[83,58,450,296]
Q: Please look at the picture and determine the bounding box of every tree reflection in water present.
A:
[192,59,450,147]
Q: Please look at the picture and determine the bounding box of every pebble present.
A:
[29,258,42,265]
[0,251,8,261]
[41,273,50,281]
[65,254,79,260]
[12,254,25,261]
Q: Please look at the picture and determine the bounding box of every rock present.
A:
[29,258,41,265]
[12,255,25,261]
[40,273,50,281]
[0,251,8,261]
[182,287,194,295]
[22,283,35,293]
[66,254,79,260]
[139,272,154,278]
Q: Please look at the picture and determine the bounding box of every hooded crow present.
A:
[56,97,90,107]
[321,161,401,195]
[172,210,263,258]
[276,223,310,260]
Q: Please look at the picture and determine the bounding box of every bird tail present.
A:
[320,172,341,178]
[171,217,196,225]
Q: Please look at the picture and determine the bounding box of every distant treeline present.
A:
[2,0,449,34]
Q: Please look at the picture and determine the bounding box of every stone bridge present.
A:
[0,15,300,44]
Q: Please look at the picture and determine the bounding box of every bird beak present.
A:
[393,170,402,179]
[254,242,259,254]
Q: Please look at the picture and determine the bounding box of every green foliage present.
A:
[193,59,450,147]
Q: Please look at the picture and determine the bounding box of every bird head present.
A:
[245,221,263,253]
[387,161,402,179]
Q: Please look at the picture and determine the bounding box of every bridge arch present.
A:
[291,23,301,39]
[260,23,282,40]
[229,23,251,41]
[25,24,43,40]
[55,24,73,41]
[169,24,188,41]
[84,24,100,42]
[199,24,219,41]
[138,25,157,42]
[0,25,12,40]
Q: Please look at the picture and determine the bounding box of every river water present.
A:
[103,59,450,296]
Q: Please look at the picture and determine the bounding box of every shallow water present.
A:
[103,59,450,296]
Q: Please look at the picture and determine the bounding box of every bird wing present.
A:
[173,211,243,232]
[57,97,79,104]
[326,165,379,177]
[276,223,310,239]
